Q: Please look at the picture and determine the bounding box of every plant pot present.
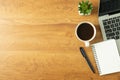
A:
[78,11,91,15]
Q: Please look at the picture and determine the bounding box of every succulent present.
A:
[78,0,93,15]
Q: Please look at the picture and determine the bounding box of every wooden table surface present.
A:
[0,0,120,80]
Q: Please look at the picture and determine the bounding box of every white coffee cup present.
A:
[75,21,96,47]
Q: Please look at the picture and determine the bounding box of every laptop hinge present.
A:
[108,10,120,15]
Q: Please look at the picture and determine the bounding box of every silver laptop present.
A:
[98,0,120,54]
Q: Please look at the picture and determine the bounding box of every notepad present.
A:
[92,39,120,75]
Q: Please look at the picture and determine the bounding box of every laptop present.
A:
[98,0,120,55]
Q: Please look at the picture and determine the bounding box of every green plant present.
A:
[78,0,93,15]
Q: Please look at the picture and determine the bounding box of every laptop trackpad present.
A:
[116,39,120,56]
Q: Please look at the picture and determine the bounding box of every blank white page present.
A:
[93,39,120,75]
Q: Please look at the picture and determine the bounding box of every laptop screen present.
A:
[99,0,120,16]
[101,0,109,2]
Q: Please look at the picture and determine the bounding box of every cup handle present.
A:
[85,41,89,47]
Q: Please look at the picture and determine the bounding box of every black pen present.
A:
[80,47,95,73]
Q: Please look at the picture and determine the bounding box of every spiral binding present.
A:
[92,46,102,74]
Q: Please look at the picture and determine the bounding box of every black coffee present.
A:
[77,23,94,40]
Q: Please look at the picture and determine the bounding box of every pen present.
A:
[80,47,95,73]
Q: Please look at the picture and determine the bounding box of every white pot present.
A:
[78,11,91,16]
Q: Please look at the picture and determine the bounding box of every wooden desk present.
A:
[0,0,119,80]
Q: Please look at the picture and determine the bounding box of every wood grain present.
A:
[0,0,120,80]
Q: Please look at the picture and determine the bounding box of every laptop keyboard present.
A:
[102,16,120,40]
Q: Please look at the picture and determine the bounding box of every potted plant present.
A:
[78,0,93,15]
